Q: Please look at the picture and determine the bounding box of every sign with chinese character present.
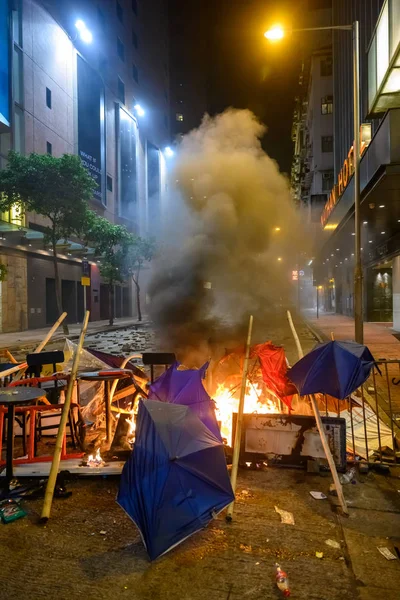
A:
[292,270,298,281]
[81,276,91,287]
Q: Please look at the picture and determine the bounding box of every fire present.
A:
[213,381,278,444]
[127,412,136,443]
[87,447,104,467]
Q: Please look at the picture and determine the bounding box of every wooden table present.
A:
[78,370,132,443]
[0,388,46,486]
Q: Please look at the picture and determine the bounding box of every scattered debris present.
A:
[0,499,26,523]
[255,562,260,565]
[275,563,291,597]
[340,467,356,484]
[99,530,107,535]
[377,547,397,560]
[315,552,324,559]
[358,461,369,474]
[325,539,340,549]
[309,491,327,500]
[239,544,252,553]
[275,506,295,525]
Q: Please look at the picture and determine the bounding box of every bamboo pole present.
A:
[40,311,89,523]
[226,315,253,522]
[287,311,348,516]
[13,312,68,382]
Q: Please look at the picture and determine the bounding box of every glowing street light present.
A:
[264,26,284,41]
[134,104,145,117]
[274,226,281,232]
[75,20,92,43]
[164,146,174,157]
[265,20,363,344]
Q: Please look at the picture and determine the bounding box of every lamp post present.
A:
[265,22,362,343]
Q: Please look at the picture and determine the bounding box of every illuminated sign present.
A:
[321,125,371,228]
[292,270,298,281]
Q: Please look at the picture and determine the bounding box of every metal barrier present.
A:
[320,360,400,465]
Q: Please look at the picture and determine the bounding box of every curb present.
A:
[301,315,326,344]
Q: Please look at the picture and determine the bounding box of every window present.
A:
[117,37,125,61]
[132,63,139,83]
[320,56,332,77]
[118,77,125,104]
[116,1,123,23]
[132,29,138,49]
[176,113,184,122]
[107,175,113,192]
[321,170,334,191]
[46,141,52,155]
[321,95,333,114]
[46,87,51,109]
[321,135,333,153]
[132,0,138,15]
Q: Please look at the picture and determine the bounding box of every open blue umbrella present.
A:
[117,399,234,560]
[148,361,222,441]
[287,340,376,399]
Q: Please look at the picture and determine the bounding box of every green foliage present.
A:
[85,213,134,284]
[124,236,156,282]
[0,151,96,245]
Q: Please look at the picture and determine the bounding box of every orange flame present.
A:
[214,381,278,445]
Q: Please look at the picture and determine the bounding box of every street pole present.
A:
[353,20,363,344]
[317,287,319,319]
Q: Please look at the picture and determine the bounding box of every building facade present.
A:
[0,0,170,331]
[311,0,400,326]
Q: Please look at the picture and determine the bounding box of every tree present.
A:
[124,237,156,321]
[85,213,133,326]
[0,151,96,334]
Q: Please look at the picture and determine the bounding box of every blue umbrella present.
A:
[287,340,376,399]
[148,361,222,441]
[117,399,234,560]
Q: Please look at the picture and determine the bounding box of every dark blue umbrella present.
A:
[287,340,376,399]
[148,361,222,441]
[117,399,234,560]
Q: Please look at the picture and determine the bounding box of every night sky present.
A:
[188,0,314,175]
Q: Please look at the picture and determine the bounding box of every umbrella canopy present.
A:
[148,362,222,440]
[117,399,234,560]
[287,340,376,400]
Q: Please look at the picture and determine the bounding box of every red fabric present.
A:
[251,342,297,409]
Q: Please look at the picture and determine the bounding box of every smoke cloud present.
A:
[149,109,306,355]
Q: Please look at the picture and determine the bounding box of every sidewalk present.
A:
[0,317,146,351]
[304,309,400,360]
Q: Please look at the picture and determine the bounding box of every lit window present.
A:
[321,95,333,114]
[176,113,184,122]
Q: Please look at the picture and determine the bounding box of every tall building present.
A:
[313,0,400,325]
[168,0,211,140]
[0,0,170,331]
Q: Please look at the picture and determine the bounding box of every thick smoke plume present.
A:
[149,109,305,356]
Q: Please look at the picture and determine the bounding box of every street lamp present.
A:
[134,104,145,117]
[265,22,363,343]
[75,20,93,43]
[164,146,174,158]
